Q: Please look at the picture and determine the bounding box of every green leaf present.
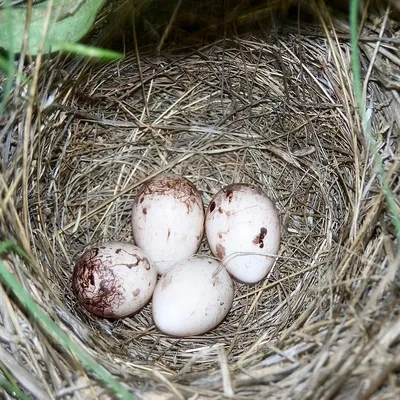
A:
[0,0,105,55]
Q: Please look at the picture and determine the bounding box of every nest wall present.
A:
[0,1,399,400]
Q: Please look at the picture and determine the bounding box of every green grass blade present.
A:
[0,361,31,400]
[0,378,31,400]
[49,40,124,61]
[350,0,400,240]
[0,240,135,400]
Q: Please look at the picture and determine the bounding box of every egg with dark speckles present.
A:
[205,183,280,284]
[152,256,234,337]
[131,173,205,275]
[72,242,157,318]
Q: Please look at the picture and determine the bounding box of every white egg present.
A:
[72,242,157,318]
[205,183,280,284]
[131,173,205,275]
[152,256,234,337]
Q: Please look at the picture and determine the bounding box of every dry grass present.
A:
[1,2,400,399]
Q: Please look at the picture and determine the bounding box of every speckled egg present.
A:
[205,183,280,284]
[72,242,157,318]
[152,256,234,337]
[131,173,205,275]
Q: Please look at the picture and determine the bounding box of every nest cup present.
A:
[1,1,400,399]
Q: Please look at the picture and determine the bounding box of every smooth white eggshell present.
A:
[152,256,234,337]
[72,242,157,318]
[131,174,205,275]
[205,183,280,284]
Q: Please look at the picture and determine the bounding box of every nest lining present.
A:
[39,30,353,374]
[2,19,399,400]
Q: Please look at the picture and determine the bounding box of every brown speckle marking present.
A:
[216,243,226,261]
[209,201,216,212]
[218,207,223,213]
[225,189,233,202]
[137,174,202,214]
[115,249,149,270]
[142,207,147,215]
[132,288,140,297]
[253,227,268,248]
[72,247,125,318]
[167,228,171,240]
[218,233,223,239]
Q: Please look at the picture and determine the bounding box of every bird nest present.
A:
[1,10,400,400]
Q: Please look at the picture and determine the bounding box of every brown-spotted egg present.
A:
[205,183,280,284]
[131,173,205,275]
[72,242,157,318]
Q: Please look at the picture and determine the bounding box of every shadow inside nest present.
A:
[32,30,358,375]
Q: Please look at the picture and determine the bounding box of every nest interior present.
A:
[1,2,400,400]
[44,32,355,361]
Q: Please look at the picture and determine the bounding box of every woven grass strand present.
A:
[1,1,399,399]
